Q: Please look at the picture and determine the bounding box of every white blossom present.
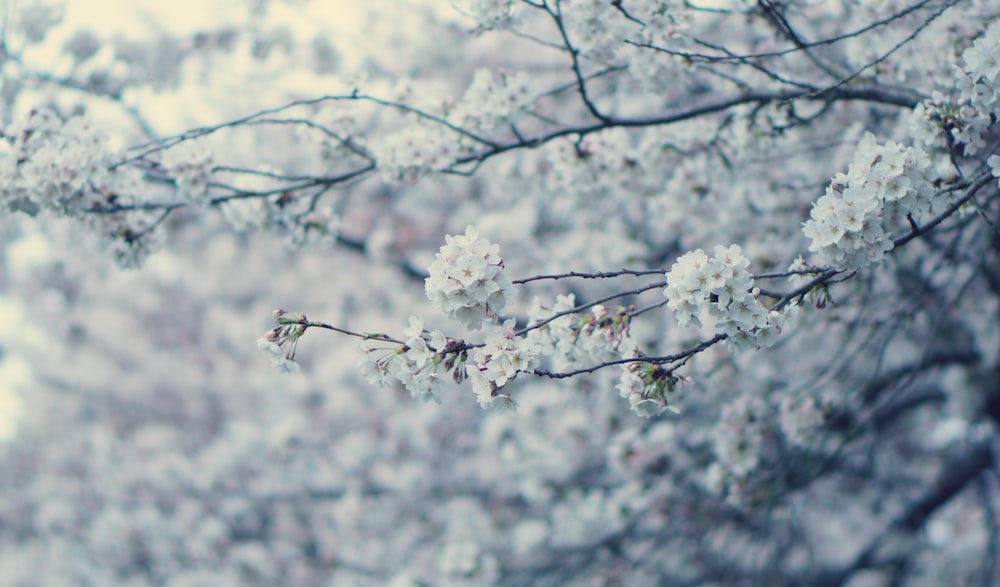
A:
[664,243,791,351]
[257,309,306,373]
[425,225,514,330]
[802,133,935,270]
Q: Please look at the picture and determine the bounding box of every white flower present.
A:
[989,154,1000,183]
[395,360,442,403]
[663,248,712,327]
[257,309,306,373]
[425,226,514,330]
[427,330,448,351]
[664,244,783,351]
[629,394,666,418]
[358,343,394,388]
[964,31,1000,82]
[403,336,434,369]
[403,314,425,339]
[802,133,931,271]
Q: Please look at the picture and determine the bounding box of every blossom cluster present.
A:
[358,316,450,403]
[385,314,452,403]
[466,320,541,411]
[425,225,513,330]
[616,360,685,418]
[525,298,668,416]
[1,109,108,216]
[564,0,690,66]
[372,68,536,183]
[951,22,1000,156]
[256,309,307,373]
[907,93,958,152]
[451,68,536,133]
[220,196,271,232]
[802,133,934,271]
[622,1,691,91]
[0,109,177,270]
[461,0,518,30]
[544,131,636,196]
[373,122,459,183]
[290,225,527,410]
[161,141,215,205]
[358,293,644,413]
[906,23,1000,158]
[664,244,790,352]
[358,314,541,411]
[526,297,635,371]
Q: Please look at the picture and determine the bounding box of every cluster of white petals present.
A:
[437,541,499,584]
[394,314,449,403]
[525,298,665,415]
[374,123,459,183]
[664,244,791,352]
[373,69,535,183]
[952,22,1000,155]
[909,22,1000,158]
[451,69,536,132]
[1,109,108,216]
[425,225,513,330]
[802,133,934,271]
[616,358,684,419]
[526,297,635,371]
[461,0,518,29]
[161,141,215,205]
[466,320,540,411]
[907,94,953,151]
[989,154,1000,187]
[357,313,541,410]
[564,0,690,65]
[256,309,306,373]
[357,315,454,404]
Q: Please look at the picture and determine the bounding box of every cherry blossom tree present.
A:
[1,0,999,585]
